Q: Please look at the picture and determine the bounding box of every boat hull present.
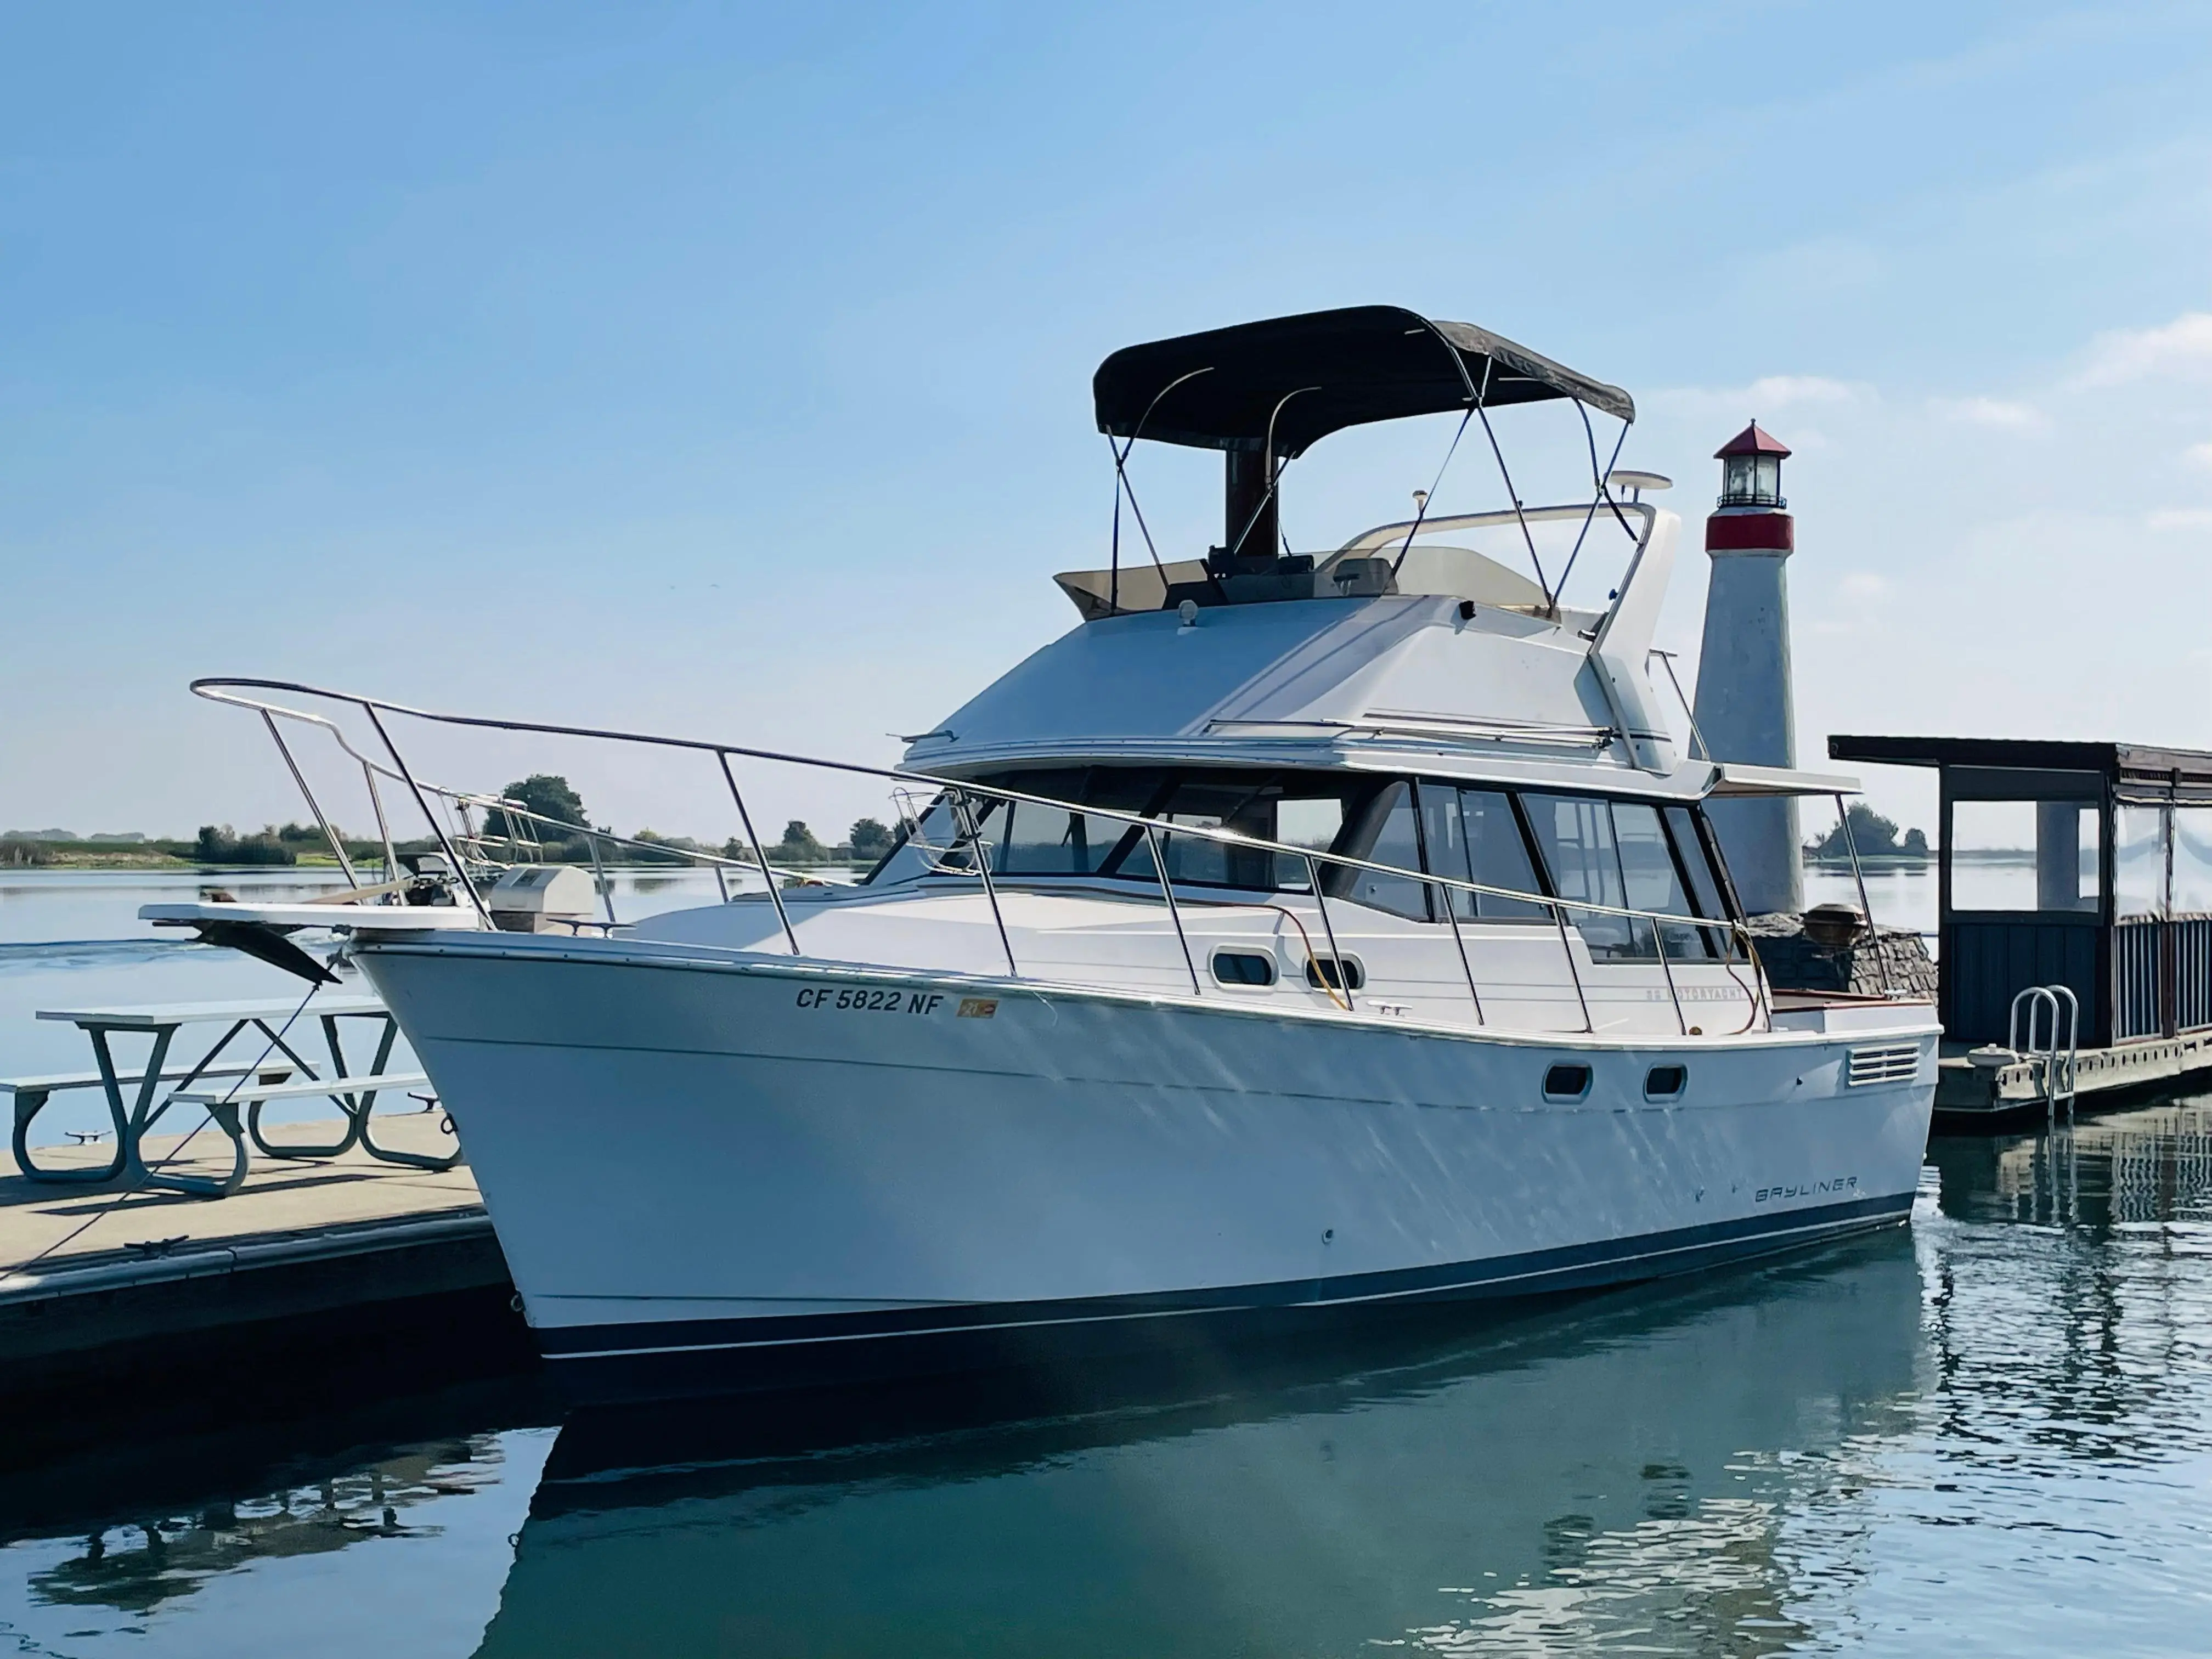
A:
[357,935,1938,1403]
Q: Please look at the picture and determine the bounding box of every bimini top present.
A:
[1093,304,1635,456]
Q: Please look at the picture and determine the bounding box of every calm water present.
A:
[17,859,2212,1656]
[0,868,743,1140]
[2,1129,2209,1657]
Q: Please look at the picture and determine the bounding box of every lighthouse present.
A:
[1692,422,1802,916]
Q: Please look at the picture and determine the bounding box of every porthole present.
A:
[1305,955,1365,992]
[1212,949,1278,988]
[1644,1064,1688,1101]
[1542,1062,1593,1102]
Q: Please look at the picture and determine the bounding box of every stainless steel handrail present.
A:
[190,676,1769,1037]
[207,685,832,892]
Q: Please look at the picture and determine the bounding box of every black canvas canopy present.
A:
[1093,304,1634,456]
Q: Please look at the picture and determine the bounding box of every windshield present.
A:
[862,765,1740,948]
[865,768,1382,895]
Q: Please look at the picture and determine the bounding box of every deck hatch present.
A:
[1847,1044,1921,1086]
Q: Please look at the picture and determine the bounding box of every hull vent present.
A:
[1847,1043,1921,1086]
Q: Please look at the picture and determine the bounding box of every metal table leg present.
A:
[123,1019,264,1199]
[352,1017,461,1172]
[98,1024,179,1185]
[241,1014,367,1160]
[10,1084,129,1184]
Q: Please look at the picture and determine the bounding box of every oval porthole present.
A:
[1542,1062,1593,1101]
[1644,1064,1688,1101]
[1212,949,1278,988]
[1305,956,1365,992]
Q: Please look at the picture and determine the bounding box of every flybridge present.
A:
[1088,304,1639,615]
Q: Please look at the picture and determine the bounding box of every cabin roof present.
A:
[1092,305,1635,457]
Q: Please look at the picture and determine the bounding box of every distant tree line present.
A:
[476,776,899,868]
[1804,803,1929,861]
[10,772,907,872]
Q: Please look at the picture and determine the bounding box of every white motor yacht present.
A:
[160,306,1940,1402]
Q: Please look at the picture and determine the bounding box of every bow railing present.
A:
[191,676,1772,1039]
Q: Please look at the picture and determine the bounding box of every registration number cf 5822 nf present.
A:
[794,987,946,1015]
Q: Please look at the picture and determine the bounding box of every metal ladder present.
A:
[2011,984,2081,1224]
[2010,984,2080,1130]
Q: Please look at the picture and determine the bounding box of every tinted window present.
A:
[1522,794,1646,960]
[1664,805,1740,959]
[1002,800,1130,874]
[1135,777,1279,889]
[1459,788,1549,921]
[1543,1062,1592,1099]
[1614,802,1709,962]
[1306,956,1365,991]
[1329,782,1429,919]
[1212,950,1277,986]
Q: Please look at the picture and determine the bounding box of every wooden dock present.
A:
[0,1115,517,1404]
[1934,1030,2212,1130]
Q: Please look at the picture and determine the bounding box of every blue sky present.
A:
[5,2,2211,842]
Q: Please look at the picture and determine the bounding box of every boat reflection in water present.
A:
[477,1235,1928,1658]
[14,1099,2212,1656]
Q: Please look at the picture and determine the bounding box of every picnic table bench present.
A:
[3,995,457,1199]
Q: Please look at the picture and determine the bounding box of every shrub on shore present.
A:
[190,825,297,866]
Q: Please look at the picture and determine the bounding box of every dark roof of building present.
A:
[1092,304,1634,457]
[1714,421,1791,459]
[1828,735,2212,800]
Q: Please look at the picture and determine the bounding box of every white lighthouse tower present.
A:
[1692,422,1802,916]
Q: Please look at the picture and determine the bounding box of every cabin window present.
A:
[1212,949,1278,987]
[1000,795,1151,877]
[1420,785,1548,921]
[1644,1064,1688,1100]
[1613,802,1728,962]
[2113,806,2163,919]
[1521,793,1645,961]
[1951,799,2103,914]
[2175,810,2212,917]
[1276,796,1348,864]
[1325,782,1430,919]
[1542,1062,1592,1101]
[1664,805,1742,960]
[1306,955,1365,991]
[975,768,1364,895]
[1463,789,1551,921]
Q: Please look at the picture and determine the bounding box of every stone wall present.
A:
[1743,912,1939,1000]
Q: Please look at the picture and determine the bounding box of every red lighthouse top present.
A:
[1714,421,1791,460]
[1707,420,1792,552]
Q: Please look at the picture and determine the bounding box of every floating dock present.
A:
[1934,1030,2212,1129]
[0,1116,516,1403]
[1830,734,2212,1131]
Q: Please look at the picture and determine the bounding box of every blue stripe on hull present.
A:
[537,1193,1912,1404]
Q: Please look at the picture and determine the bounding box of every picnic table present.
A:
[1,995,456,1199]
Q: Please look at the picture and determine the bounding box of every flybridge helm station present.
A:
[1087,303,1640,615]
